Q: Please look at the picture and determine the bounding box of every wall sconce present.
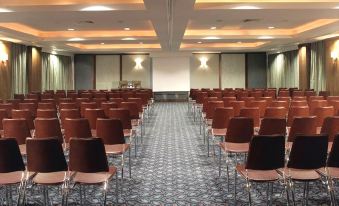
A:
[134,57,143,70]
[0,52,8,63]
[331,50,338,61]
[199,57,208,69]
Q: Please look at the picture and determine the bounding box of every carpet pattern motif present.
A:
[2,102,335,205]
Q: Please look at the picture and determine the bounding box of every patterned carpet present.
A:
[2,102,336,205]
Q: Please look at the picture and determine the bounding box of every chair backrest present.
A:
[0,103,14,117]
[69,138,109,173]
[12,109,35,130]
[38,102,56,110]
[239,107,260,127]
[287,106,310,127]
[313,106,334,127]
[19,102,37,117]
[3,119,31,145]
[247,100,267,117]
[120,102,139,119]
[288,116,317,142]
[240,97,255,106]
[26,137,67,173]
[212,107,234,129]
[34,118,63,143]
[109,108,132,130]
[80,102,97,117]
[202,97,218,113]
[60,109,81,127]
[96,118,125,145]
[196,92,208,104]
[269,101,289,109]
[84,108,106,130]
[288,134,328,169]
[264,107,287,119]
[127,98,143,112]
[206,101,224,119]
[0,138,25,173]
[63,118,92,143]
[278,90,290,97]
[59,102,78,110]
[259,118,286,136]
[222,97,236,106]
[320,116,339,142]
[109,98,124,106]
[121,92,135,101]
[0,109,8,130]
[259,97,273,106]
[290,100,308,107]
[309,100,328,115]
[229,101,245,116]
[327,134,339,167]
[36,109,58,118]
[101,102,119,117]
[246,135,285,170]
[226,117,254,143]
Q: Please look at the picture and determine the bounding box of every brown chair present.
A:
[321,116,339,143]
[0,103,14,117]
[278,90,290,97]
[127,98,143,114]
[270,101,289,109]
[36,109,58,118]
[108,93,121,99]
[290,100,308,107]
[59,109,81,128]
[239,108,260,128]
[281,134,328,205]
[80,102,97,117]
[292,90,304,97]
[309,100,328,115]
[288,116,317,143]
[277,97,291,104]
[97,119,131,178]
[235,135,285,205]
[229,101,245,116]
[287,106,310,127]
[308,96,324,103]
[0,109,8,131]
[3,119,31,154]
[240,97,255,107]
[34,118,63,143]
[63,118,92,143]
[121,102,139,120]
[109,98,124,106]
[19,103,38,117]
[80,93,93,100]
[121,92,134,101]
[93,98,107,107]
[292,96,307,101]
[38,102,56,110]
[250,91,263,100]
[26,137,68,205]
[259,97,273,106]
[264,107,287,119]
[258,118,286,136]
[314,106,334,128]
[12,109,35,130]
[218,117,254,189]
[101,102,119,117]
[59,102,78,110]
[69,138,118,205]
[84,108,106,131]
[247,100,267,117]
[0,138,26,205]
[222,97,236,106]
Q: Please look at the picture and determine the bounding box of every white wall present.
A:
[96,55,120,89]
[152,56,190,92]
[221,54,246,88]
[190,53,219,89]
[122,54,151,88]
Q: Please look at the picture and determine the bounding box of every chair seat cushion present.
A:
[0,171,25,185]
[317,167,339,179]
[212,128,226,136]
[105,144,130,155]
[219,142,249,153]
[278,168,320,181]
[72,166,117,184]
[236,164,280,182]
[33,171,67,185]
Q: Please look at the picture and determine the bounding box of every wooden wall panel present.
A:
[0,41,12,100]
[27,46,42,92]
[325,37,339,95]
[298,45,310,90]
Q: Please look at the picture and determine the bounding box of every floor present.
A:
[5,102,335,205]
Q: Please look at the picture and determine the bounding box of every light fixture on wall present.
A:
[331,50,338,61]
[0,52,8,63]
[199,57,208,69]
[134,57,143,70]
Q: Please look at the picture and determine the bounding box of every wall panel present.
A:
[122,55,151,88]
[74,54,95,90]
[190,53,219,89]
[96,55,120,89]
[221,54,246,89]
[0,41,11,100]
[247,53,267,88]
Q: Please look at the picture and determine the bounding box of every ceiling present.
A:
[0,0,338,54]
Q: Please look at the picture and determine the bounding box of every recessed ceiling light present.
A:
[67,28,75,31]
[81,5,113,11]
[100,43,105,45]
[51,51,57,55]
[232,5,260,10]
[237,41,242,44]
[68,38,85,41]
[0,8,13,12]
[258,36,274,39]
[210,26,217,30]
[268,26,275,29]
[139,42,143,44]
[202,36,221,40]
[122,37,136,40]
[197,41,202,44]
[124,27,130,31]
[334,6,339,9]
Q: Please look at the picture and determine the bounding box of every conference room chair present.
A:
[0,109,8,136]
[36,109,58,118]
[290,100,308,107]
[127,98,144,118]
[228,101,245,116]
[97,118,132,179]
[222,91,236,97]
[278,90,290,97]
[58,98,74,105]
[93,98,107,108]
[287,116,317,149]
[308,96,324,103]
[26,93,39,100]
[12,109,35,131]
[247,100,267,118]
[258,118,286,136]
[120,102,143,141]
[320,116,339,151]
[41,93,54,100]
[59,102,78,110]
[80,102,97,117]
[222,97,236,106]
[80,92,93,100]
[236,91,249,100]
[34,118,64,143]
[66,93,78,101]
[0,138,26,206]
[59,109,81,128]
[263,90,276,98]
[19,102,38,117]
[259,97,273,106]
[239,108,260,128]
[108,92,121,99]
[69,138,118,205]
[84,108,106,135]
[0,103,14,117]
[109,108,136,144]
[287,106,310,127]
[63,118,92,144]
[26,137,69,205]
[93,92,107,100]
[279,135,329,205]
[3,119,31,155]
[121,92,134,101]
[276,97,291,104]
[235,135,285,205]
[240,97,255,107]
[319,91,330,98]
[264,107,287,119]
[292,90,305,98]
[249,91,263,100]
[109,98,124,107]
[304,90,316,98]
[208,91,222,99]
[314,106,334,129]
[54,92,66,100]
[327,100,339,114]
[101,102,119,117]
[194,92,208,121]
[218,117,254,193]
[327,96,339,103]
[309,100,328,115]
[14,94,25,101]
[23,99,39,106]
[5,99,20,109]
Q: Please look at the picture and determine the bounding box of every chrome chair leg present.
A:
[129,147,132,178]
[218,146,222,177]
[234,153,238,205]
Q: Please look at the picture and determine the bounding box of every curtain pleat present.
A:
[267,50,299,88]
[310,41,326,92]
[42,53,73,91]
[10,43,27,95]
